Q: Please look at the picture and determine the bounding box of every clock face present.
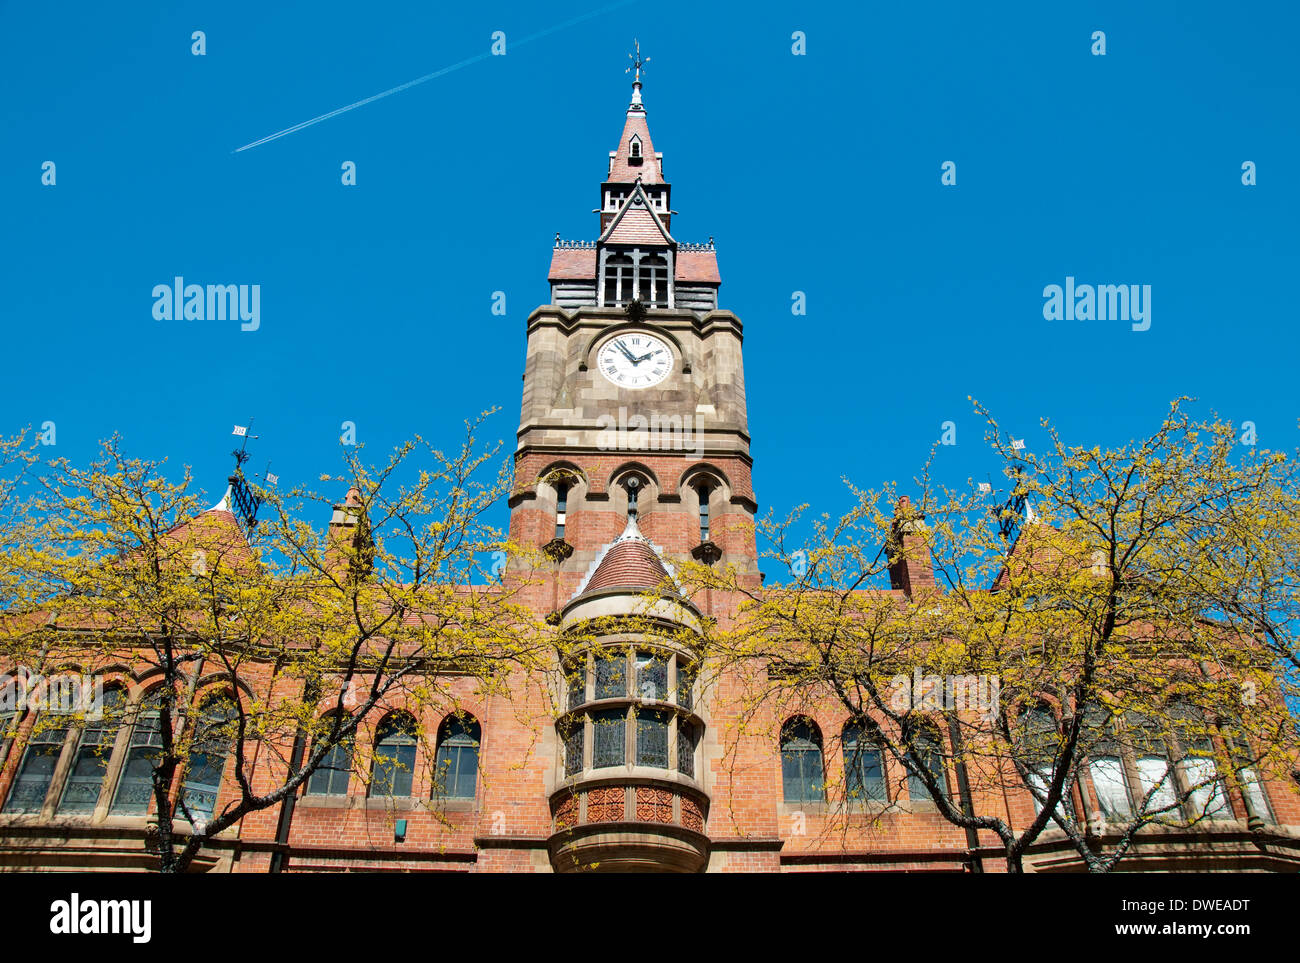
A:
[596,332,674,389]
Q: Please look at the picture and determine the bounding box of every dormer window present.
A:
[628,135,643,165]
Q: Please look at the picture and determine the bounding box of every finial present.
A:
[626,39,649,108]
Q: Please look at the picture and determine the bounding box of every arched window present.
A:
[370,713,418,797]
[58,687,127,813]
[1232,742,1274,825]
[619,473,646,519]
[0,677,19,767]
[641,254,669,307]
[1125,711,1176,813]
[554,479,570,539]
[695,482,712,543]
[843,720,886,802]
[604,253,634,306]
[629,136,642,160]
[111,691,167,815]
[3,713,71,813]
[1169,702,1230,820]
[1019,705,1070,818]
[905,724,948,802]
[434,714,480,799]
[1082,703,1132,820]
[780,717,824,804]
[306,716,354,797]
[181,694,238,823]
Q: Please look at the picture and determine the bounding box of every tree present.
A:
[675,399,1299,872]
[0,413,555,872]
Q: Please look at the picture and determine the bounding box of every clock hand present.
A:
[635,349,662,363]
[614,340,639,364]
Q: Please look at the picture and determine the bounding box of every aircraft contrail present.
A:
[235,0,637,153]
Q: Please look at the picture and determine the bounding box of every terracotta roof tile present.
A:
[605,205,671,246]
[573,517,679,599]
[585,538,673,593]
[548,247,597,281]
[675,250,720,284]
[607,110,663,185]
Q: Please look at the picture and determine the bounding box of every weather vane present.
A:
[626,39,649,84]
[993,464,1028,544]
[228,419,263,529]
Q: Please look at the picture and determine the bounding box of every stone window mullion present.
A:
[41,726,82,817]
[92,707,136,821]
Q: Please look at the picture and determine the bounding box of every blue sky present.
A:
[2,1,1297,562]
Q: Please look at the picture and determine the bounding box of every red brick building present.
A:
[0,75,1296,873]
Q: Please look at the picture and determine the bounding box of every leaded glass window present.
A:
[306,720,354,797]
[636,652,668,702]
[594,651,627,700]
[1170,703,1230,820]
[563,721,583,777]
[1126,711,1176,813]
[592,708,626,769]
[906,726,948,802]
[57,687,127,813]
[1233,746,1273,824]
[1082,703,1132,819]
[181,695,238,822]
[111,692,166,815]
[1020,706,1067,816]
[780,718,824,804]
[636,710,669,769]
[678,720,696,779]
[434,715,480,799]
[370,713,418,798]
[3,715,70,813]
[567,663,586,711]
[843,721,886,803]
[675,662,696,712]
[0,677,18,763]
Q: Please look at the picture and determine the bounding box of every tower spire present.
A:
[626,39,649,110]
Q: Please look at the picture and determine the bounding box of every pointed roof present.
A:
[162,487,254,569]
[573,516,678,599]
[607,104,664,185]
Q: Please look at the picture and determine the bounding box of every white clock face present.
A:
[596,332,674,389]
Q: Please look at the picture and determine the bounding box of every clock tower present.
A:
[510,67,759,607]
[509,60,760,871]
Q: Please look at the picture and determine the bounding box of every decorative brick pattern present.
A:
[586,786,625,823]
[681,795,705,833]
[552,793,577,830]
[636,786,674,824]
